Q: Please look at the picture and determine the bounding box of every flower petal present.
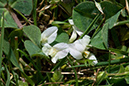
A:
[69,48,83,59]
[42,43,52,56]
[88,53,98,65]
[68,19,74,25]
[41,26,58,44]
[53,43,69,51]
[69,30,77,42]
[73,39,85,52]
[51,49,68,63]
[51,56,58,63]
[81,35,90,48]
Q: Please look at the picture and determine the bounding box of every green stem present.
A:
[33,0,37,26]
[108,51,111,73]
[68,57,129,68]
[0,12,4,76]
[114,20,129,26]
[92,18,105,38]
[67,57,78,86]
[79,13,101,39]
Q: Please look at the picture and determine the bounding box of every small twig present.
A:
[37,0,45,10]
[92,68,101,86]
[0,78,5,84]
[10,11,23,29]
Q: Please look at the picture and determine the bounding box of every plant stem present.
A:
[0,12,4,76]
[79,13,101,39]
[33,0,37,26]
[67,57,78,86]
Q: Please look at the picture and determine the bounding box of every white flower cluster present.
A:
[40,21,98,64]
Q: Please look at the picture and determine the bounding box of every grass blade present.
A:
[33,0,37,25]
[5,65,10,86]
[67,57,78,86]
[79,13,101,39]
[0,12,4,76]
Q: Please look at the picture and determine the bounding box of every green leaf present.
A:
[24,40,41,57]
[5,65,10,86]
[125,77,129,84]
[118,65,125,73]
[96,71,108,85]
[8,29,23,39]
[91,23,109,50]
[73,1,100,32]
[2,40,21,70]
[90,22,108,50]
[100,1,122,19]
[105,10,121,29]
[125,65,129,72]
[101,23,109,49]
[18,80,28,86]
[0,9,18,28]
[11,0,33,15]
[23,25,41,46]
[55,32,69,43]
[51,69,63,82]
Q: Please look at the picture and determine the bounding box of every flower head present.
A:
[68,35,98,64]
[69,35,90,59]
[42,43,69,63]
[41,26,58,45]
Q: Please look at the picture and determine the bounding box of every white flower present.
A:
[68,19,83,42]
[41,26,58,45]
[69,35,98,64]
[88,53,98,65]
[42,43,69,63]
[69,35,90,59]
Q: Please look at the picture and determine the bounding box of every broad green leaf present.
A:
[91,30,106,49]
[24,40,41,57]
[0,9,18,28]
[11,0,33,15]
[90,23,108,50]
[73,1,100,32]
[101,23,109,49]
[55,32,69,43]
[100,1,122,19]
[23,25,41,46]
[91,23,109,50]
[105,11,121,29]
